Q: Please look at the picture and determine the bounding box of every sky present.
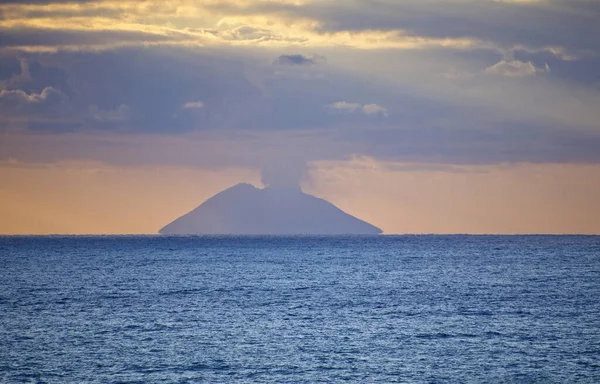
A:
[1,0,599,234]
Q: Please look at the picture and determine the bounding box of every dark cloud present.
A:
[0,48,275,132]
[209,0,600,55]
[340,120,600,165]
[513,49,600,87]
[0,0,596,173]
[11,48,367,133]
[273,54,325,66]
[0,44,599,166]
[315,0,599,52]
[0,28,179,48]
[0,87,74,132]
[0,1,133,21]
[0,57,21,81]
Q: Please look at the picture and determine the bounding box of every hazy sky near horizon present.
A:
[1,0,599,234]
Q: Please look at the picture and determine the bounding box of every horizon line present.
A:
[1,233,599,237]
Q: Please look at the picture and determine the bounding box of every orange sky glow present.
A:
[2,160,598,234]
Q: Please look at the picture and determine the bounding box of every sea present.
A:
[1,235,599,383]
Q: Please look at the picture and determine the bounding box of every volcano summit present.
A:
[159,183,382,235]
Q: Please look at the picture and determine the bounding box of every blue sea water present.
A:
[1,235,599,383]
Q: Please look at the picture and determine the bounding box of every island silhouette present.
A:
[159,183,382,235]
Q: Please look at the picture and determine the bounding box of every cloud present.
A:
[0,27,179,49]
[512,49,600,86]
[273,54,326,66]
[260,157,308,189]
[0,20,598,169]
[218,25,283,42]
[484,60,548,77]
[327,101,388,116]
[328,101,361,112]
[0,48,273,132]
[0,86,64,103]
[206,0,600,55]
[0,58,31,88]
[361,104,388,116]
[0,0,597,59]
[182,101,204,110]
